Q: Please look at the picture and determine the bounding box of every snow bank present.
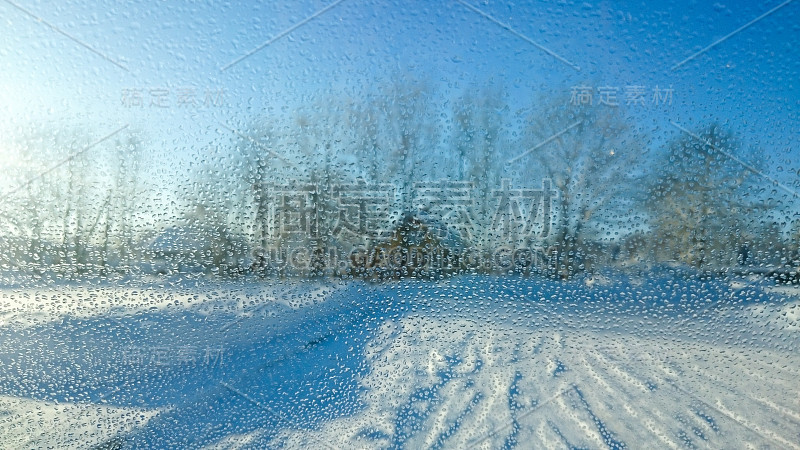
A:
[272,313,800,448]
[1,276,798,448]
[0,280,342,329]
[0,395,160,450]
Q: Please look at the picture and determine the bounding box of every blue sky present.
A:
[1,0,798,207]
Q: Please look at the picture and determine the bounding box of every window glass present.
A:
[1,0,798,448]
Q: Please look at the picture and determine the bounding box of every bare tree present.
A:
[450,86,508,250]
[356,80,443,213]
[1,126,145,277]
[104,133,145,272]
[648,123,769,270]
[515,102,647,278]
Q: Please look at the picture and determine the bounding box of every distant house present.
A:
[349,212,465,280]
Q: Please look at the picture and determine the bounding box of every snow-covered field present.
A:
[0,274,798,449]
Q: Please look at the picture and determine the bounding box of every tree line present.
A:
[1,81,798,281]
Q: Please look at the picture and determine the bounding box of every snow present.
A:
[275,315,800,448]
[0,275,798,448]
[0,395,160,450]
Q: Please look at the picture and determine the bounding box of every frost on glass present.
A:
[0,0,798,448]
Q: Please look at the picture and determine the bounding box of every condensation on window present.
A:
[0,1,798,448]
